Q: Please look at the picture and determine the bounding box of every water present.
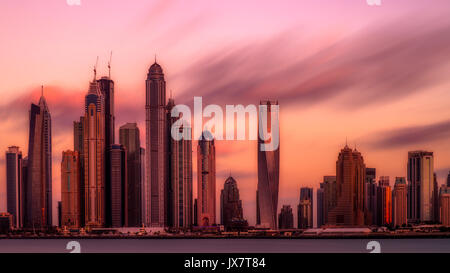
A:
[0,238,450,253]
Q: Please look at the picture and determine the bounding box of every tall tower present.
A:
[220,176,246,230]
[327,145,366,226]
[320,176,337,226]
[26,89,52,228]
[61,150,81,228]
[197,131,216,226]
[298,187,313,228]
[6,146,23,228]
[278,205,294,229]
[108,144,127,227]
[377,176,392,226]
[407,151,434,223]
[168,102,193,229]
[393,177,407,227]
[119,123,142,227]
[83,77,105,228]
[256,100,280,229]
[146,61,168,227]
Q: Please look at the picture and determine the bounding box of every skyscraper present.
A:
[256,100,280,229]
[97,77,115,149]
[407,151,434,223]
[321,176,337,226]
[278,205,293,229]
[6,146,23,228]
[392,177,407,227]
[83,77,105,228]
[197,131,216,226]
[26,89,52,228]
[61,150,81,228]
[298,187,313,228]
[140,147,147,226]
[439,185,450,226]
[447,171,450,187]
[365,168,377,225]
[73,116,85,226]
[220,176,246,230]
[108,144,127,227]
[119,123,142,227]
[377,176,392,226]
[146,61,168,227]
[317,187,324,228]
[328,145,365,226]
[169,115,193,229]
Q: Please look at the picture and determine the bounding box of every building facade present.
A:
[256,100,280,229]
[440,186,450,226]
[146,62,168,227]
[108,144,127,227]
[327,145,365,226]
[197,131,216,226]
[365,168,377,225]
[298,187,313,228]
[26,91,52,228]
[392,177,407,227]
[278,205,293,229]
[119,123,142,227]
[321,176,337,226]
[61,150,81,228]
[6,146,23,228]
[407,151,434,223]
[377,176,392,226]
[83,79,105,228]
[220,176,245,230]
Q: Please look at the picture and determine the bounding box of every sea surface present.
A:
[0,238,450,253]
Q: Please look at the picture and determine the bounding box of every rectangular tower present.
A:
[6,146,23,228]
[61,151,81,228]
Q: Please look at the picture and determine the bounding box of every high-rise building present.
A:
[119,123,142,227]
[220,176,246,230]
[140,147,147,226]
[278,205,293,229]
[169,116,193,229]
[433,173,440,223]
[6,146,23,228]
[317,187,324,228]
[57,201,62,227]
[328,145,365,226]
[377,176,392,226]
[256,100,280,229]
[439,185,450,226]
[298,199,312,229]
[146,61,168,227]
[97,77,115,149]
[26,89,52,228]
[193,199,198,227]
[392,177,407,227]
[73,116,85,226]
[83,77,105,228]
[321,176,337,226]
[197,131,216,226]
[447,171,450,187]
[298,187,313,228]
[365,168,377,225]
[407,151,434,223]
[61,150,81,228]
[108,144,127,227]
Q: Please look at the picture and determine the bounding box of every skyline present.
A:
[2,0,450,226]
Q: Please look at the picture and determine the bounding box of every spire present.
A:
[155,54,157,63]
[108,51,112,78]
[41,85,44,97]
[93,56,99,81]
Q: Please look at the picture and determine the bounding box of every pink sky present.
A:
[1,0,450,226]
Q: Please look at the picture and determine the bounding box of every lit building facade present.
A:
[440,186,450,226]
[220,176,245,230]
[108,144,127,227]
[298,187,313,228]
[377,176,392,226]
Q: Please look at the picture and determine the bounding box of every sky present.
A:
[1,0,450,226]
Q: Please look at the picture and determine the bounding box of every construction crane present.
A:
[93,56,99,81]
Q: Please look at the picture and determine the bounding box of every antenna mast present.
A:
[108,51,112,78]
[93,56,99,81]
